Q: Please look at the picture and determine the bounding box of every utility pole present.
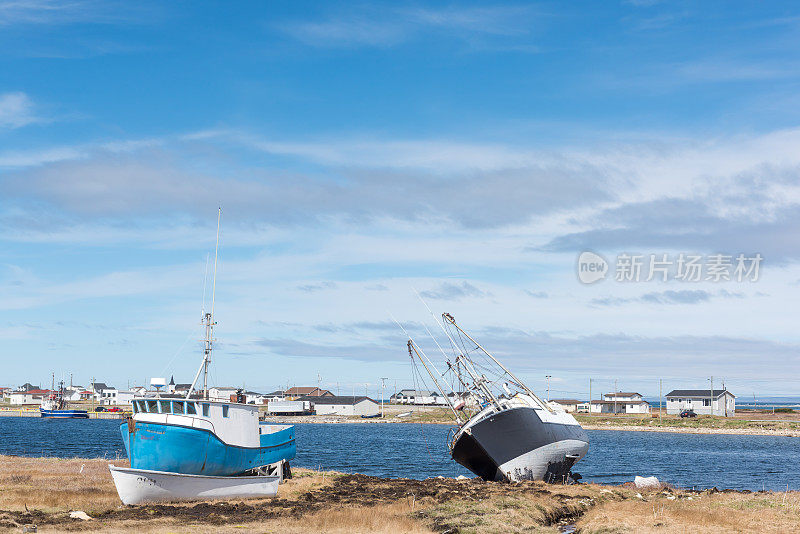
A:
[588,378,592,417]
[722,380,727,417]
[709,376,713,416]
[659,379,663,419]
[614,378,618,415]
[380,377,388,418]
[546,375,551,401]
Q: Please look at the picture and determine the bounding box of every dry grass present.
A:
[578,489,800,533]
[2,454,800,534]
[0,455,126,513]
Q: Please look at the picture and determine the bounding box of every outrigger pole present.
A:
[187,208,222,400]
[407,340,465,425]
[442,313,552,412]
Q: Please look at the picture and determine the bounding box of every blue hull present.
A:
[40,409,89,418]
[120,421,295,476]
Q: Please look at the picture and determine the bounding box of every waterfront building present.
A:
[390,389,448,405]
[666,389,735,416]
[300,395,379,416]
[8,388,51,405]
[589,392,651,414]
[549,399,584,413]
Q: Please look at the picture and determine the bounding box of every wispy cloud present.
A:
[0,92,40,129]
[279,5,539,49]
[419,281,489,300]
[0,0,128,26]
[591,289,745,307]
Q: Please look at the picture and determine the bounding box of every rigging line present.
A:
[159,327,202,377]
[413,287,461,362]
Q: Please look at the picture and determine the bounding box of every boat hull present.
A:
[40,408,89,419]
[451,406,589,482]
[108,465,279,505]
[121,420,296,476]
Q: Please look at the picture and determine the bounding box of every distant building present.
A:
[66,389,93,401]
[264,390,286,401]
[550,399,583,413]
[115,390,136,406]
[91,383,119,405]
[9,389,51,405]
[390,389,447,405]
[666,389,735,416]
[208,387,240,402]
[284,386,334,399]
[300,395,379,416]
[589,392,650,414]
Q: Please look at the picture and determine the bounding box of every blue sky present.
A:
[3,1,800,399]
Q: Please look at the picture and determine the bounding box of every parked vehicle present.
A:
[680,410,697,418]
[107,407,122,412]
[95,406,106,412]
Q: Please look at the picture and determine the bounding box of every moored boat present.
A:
[40,380,89,419]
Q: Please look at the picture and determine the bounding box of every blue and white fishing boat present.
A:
[40,380,89,419]
[115,209,295,499]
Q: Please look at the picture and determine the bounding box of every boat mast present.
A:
[442,313,551,411]
[407,340,464,424]
[187,208,221,401]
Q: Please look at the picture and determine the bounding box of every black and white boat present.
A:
[407,312,589,483]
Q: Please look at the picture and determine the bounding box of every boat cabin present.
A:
[130,397,267,447]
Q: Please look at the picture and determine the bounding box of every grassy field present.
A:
[575,412,800,435]
[1,455,799,533]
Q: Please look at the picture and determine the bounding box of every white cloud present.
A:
[279,5,538,49]
[0,92,39,129]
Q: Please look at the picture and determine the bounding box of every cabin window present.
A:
[131,402,138,414]
[146,400,158,413]
[202,403,209,417]
[135,400,145,412]
[222,405,229,418]
[159,400,171,414]
[186,402,197,415]
[173,401,184,414]
[703,399,711,406]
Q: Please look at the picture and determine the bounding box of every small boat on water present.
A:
[40,380,88,419]
[407,312,589,483]
[111,209,295,504]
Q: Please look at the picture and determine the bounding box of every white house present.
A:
[115,390,136,406]
[8,389,50,405]
[666,389,735,416]
[550,399,583,413]
[208,387,240,402]
[391,389,448,405]
[66,389,93,401]
[589,392,651,414]
[303,395,379,416]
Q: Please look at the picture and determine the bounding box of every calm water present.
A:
[1,418,798,491]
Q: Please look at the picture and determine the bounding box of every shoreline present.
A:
[580,423,800,437]
[261,415,800,437]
